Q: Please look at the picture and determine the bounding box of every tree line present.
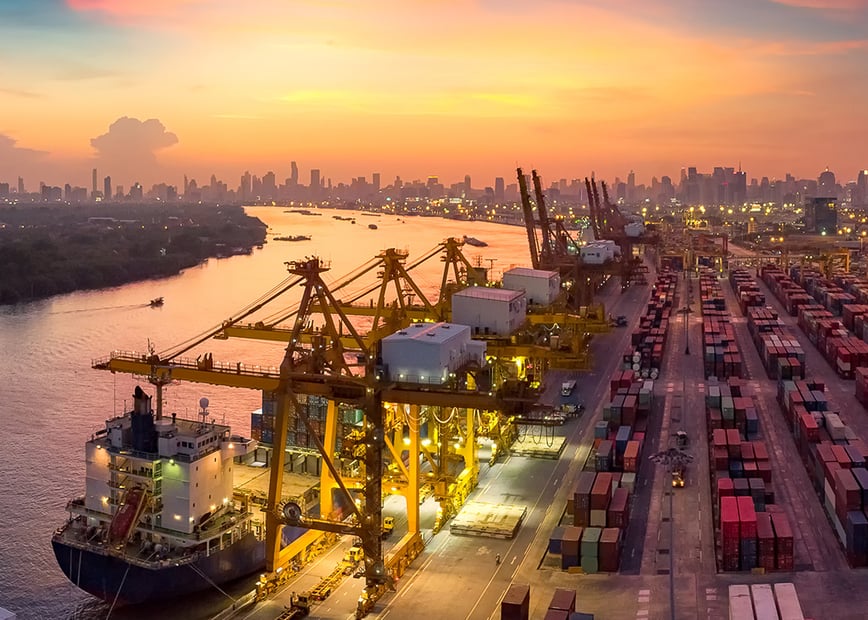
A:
[0,203,267,305]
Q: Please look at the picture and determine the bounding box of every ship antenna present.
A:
[199,397,210,424]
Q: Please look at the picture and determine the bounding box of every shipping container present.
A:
[750,584,777,620]
[548,588,576,613]
[772,583,805,620]
[500,583,530,620]
[728,584,754,620]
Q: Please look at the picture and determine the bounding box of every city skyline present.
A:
[5,162,867,209]
[2,2,868,185]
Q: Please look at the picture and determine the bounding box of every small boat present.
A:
[149,297,164,307]
[273,235,312,242]
[462,235,488,247]
[368,224,378,230]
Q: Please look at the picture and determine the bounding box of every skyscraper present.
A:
[290,161,299,186]
[494,177,505,202]
[857,170,868,207]
[240,171,251,201]
[310,169,321,199]
[372,173,380,193]
[92,168,97,200]
[818,168,836,198]
[104,176,111,201]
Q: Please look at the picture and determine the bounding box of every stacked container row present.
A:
[622,272,677,374]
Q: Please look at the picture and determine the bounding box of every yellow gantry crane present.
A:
[93,242,508,616]
[92,236,611,616]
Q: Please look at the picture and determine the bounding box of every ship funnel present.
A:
[133,385,151,415]
[131,386,158,453]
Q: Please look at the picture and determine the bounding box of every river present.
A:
[0,207,537,620]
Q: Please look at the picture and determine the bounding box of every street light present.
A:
[649,446,694,620]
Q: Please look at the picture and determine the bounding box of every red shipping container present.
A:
[543,611,569,620]
[835,469,862,519]
[832,445,853,469]
[718,477,735,497]
[713,446,729,472]
[756,512,776,571]
[607,487,630,529]
[799,412,820,442]
[501,583,530,620]
[726,429,742,457]
[757,460,773,484]
[720,496,740,550]
[771,512,794,570]
[737,496,757,539]
[590,472,613,510]
[599,527,621,572]
[548,588,576,613]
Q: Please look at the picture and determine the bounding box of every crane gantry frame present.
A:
[92,233,612,616]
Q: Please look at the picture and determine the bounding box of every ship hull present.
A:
[51,531,265,606]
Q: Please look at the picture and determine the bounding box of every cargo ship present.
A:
[51,387,266,606]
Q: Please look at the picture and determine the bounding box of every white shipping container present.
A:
[772,583,805,620]
[729,584,755,620]
[589,509,607,527]
[750,584,779,620]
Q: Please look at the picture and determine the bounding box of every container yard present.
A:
[81,217,868,620]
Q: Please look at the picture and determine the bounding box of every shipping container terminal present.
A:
[58,179,868,620]
[231,267,868,620]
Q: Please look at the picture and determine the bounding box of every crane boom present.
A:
[517,168,540,269]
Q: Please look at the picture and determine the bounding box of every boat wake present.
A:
[48,304,146,315]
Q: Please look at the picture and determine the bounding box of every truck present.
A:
[561,380,576,397]
[671,464,686,488]
[343,545,363,564]
[277,593,311,619]
[382,516,394,538]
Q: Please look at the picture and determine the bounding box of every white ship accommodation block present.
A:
[380,322,486,385]
[451,287,527,336]
[502,267,560,306]
[86,410,255,535]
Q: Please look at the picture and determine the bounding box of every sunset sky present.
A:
[2,0,868,190]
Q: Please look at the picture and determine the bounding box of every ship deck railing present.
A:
[62,502,258,546]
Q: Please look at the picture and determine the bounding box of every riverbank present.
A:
[0,203,267,305]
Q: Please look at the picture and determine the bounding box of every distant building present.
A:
[310,169,320,199]
[103,176,111,202]
[857,170,868,207]
[806,197,837,235]
[818,168,836,198]
[494,177,505,202]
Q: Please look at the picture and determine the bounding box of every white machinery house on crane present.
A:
[380,322,486,386]
[502,267,561,306]
[451,287,527,336]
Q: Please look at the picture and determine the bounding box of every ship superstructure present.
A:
[52,387,265,605]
